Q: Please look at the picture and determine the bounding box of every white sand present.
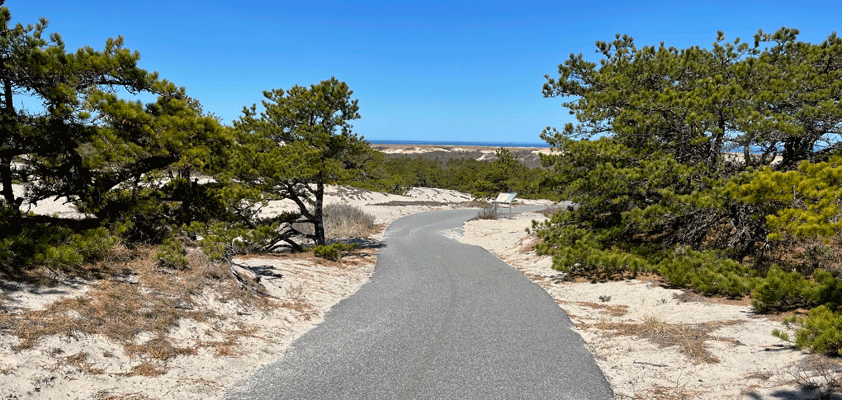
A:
[455,212,841,400]
[0,186,474,399]
[1,187,837,399]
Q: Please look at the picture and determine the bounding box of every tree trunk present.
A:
[0,76,23,233]
[0,154,15,207]
[313,181,326,246]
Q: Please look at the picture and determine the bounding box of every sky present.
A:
[7,0,842,144]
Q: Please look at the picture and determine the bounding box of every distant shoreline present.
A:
[367,139,550,148]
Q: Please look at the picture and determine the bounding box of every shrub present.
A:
[322,203,376,239]
[472,203,498,220]
[777,305,842,356]
[0,222,120,274]
[656,249,758,297]
[753,266,842,312]
[155,238,189,269]
[312,241,358,261]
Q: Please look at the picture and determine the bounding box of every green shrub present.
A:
[155,238,189,269]
[753,265,818,312]
[777,305,842,355]
[312,241,358,261]
[656,249,758,297]
[811,269,842,308]
[753,266,842,312]
[0,221,120,273]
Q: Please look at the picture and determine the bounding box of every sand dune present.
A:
[0,186,833,399]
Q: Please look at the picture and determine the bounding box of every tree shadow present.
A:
[329,237,386,250]
[744,385,841,399]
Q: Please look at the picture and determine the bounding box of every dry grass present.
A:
[93,392,152,400]
[124,362,168,377]
[595,317,744,364]
[279,282,315,317]
[638,384,706,400]
[786,355,842,391]
[56,352,105,375]
[324,203,378,239]
[469,201,498,221]
[767,235,842,275]
[1,244,288,376]
[292,203,378,240]
[579,301,630,317]
[239,246,377,270]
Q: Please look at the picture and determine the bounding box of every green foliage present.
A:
[752,266,842,312]
[312,241,358,262]
[655,249,758,297]
[0,221,119,273]
[732,157,842,265]
[780,306,842,355]
[226,77,375,248]
[363,148,555,200]
[538,28,842,288]
[155,238,189,269]
[752,265,817,312]
[536,29,842,357]
[0,3,230,260]
[543,28,842,170]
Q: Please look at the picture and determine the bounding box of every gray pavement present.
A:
[225,207,613,399]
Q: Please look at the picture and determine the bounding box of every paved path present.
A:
[225,208,613,399]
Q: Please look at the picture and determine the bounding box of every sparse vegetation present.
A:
[597,317,744,365]
[312,242,358,262]
[472,202,499,220]
[3,0,842,397]
[786,355,842,393]
[322,203,378,239]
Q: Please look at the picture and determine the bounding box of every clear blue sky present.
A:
[8,0,842,144]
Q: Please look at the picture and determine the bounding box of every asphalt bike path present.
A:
[225,207,613,399]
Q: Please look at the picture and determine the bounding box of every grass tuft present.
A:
[470,202,498,221]
[323,203,377,239]
[292,203,377,239]
[786,355,842,391]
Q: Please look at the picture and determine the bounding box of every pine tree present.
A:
[228,77,374,248]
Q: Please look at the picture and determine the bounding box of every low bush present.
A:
[472,203,498,220]
[753,267,842,313]
[290,204,376,240]
[323,203,376,239]
[656,249,759,297]
[776,305,842,356]
[0,222,121,276]
[155,238,189,269]
[312,241,358,261]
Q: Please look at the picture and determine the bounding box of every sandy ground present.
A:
[371,143,552,157]
[1,185,838,399]
[0,186,534,399]
[454,212,842,400]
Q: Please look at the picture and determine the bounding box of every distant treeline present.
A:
[358,147,559,201]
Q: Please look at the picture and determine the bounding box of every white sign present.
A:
[494,192,517,204]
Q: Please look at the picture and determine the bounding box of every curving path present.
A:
[225,208,613,399]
